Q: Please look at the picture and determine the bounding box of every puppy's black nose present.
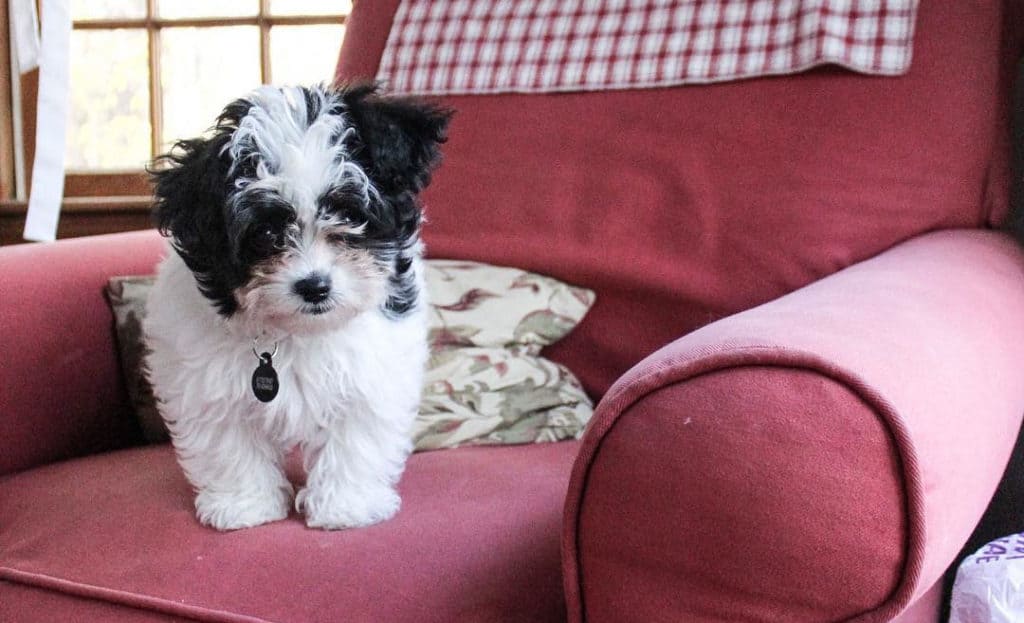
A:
[293,273,332,303]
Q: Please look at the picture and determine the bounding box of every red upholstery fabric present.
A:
[0,231,165,475]
[0,441,577,623]
[338,1,1023,398]
[0,584,189,623]
[579,368,906,622]
[563,230,1024,622]
[892,582,942,623]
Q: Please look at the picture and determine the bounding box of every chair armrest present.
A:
[0,231,165,475]
[563,229,1024,622]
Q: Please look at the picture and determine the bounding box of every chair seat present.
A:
[0,441,578,623]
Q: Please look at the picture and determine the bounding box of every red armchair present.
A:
[3,1,1024,622]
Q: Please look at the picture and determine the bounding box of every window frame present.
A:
[0,1,15,201]
[8,0,349,203]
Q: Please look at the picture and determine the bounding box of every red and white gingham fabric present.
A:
[377,0,918,95]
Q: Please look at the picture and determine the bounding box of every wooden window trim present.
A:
[65,172,152,196]
[0,195,155,245]
[146,0,162,163]
[0,0,15,201]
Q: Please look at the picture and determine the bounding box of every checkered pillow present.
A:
[377,0,918,95]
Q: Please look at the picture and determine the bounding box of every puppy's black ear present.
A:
[340,83,453,195]
[150,135,230,252]
[148,118,242,315]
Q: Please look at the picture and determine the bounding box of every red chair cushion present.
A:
[0,442,576,623]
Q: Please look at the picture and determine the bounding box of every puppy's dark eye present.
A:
[335,196,363,214]
[249,224,282,254]
[322,191,364,222]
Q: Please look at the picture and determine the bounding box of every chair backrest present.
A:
[337,1,1023,396]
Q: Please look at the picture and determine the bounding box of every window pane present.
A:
[269,0,351,15]
[157,0,257,19]
[72,0,146,20]
[66,29,150,170]
[270,25,345,86]
[161,27,260,149]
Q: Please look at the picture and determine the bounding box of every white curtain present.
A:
[12,0,71,242]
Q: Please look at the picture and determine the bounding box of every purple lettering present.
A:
[984,544,1008,556]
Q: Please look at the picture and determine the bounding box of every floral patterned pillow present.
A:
[419,260,595,449]
[106,260,595,450]
[106,276,166,443]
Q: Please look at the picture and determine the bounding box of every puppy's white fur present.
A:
[144,86,430,531]
[146,256,426,531]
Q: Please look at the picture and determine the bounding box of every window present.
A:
[16,0,350,200]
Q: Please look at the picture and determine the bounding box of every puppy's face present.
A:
[151,84,451,335]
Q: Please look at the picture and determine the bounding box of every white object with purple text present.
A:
[950,533,1024,623]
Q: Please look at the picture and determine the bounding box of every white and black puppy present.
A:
[143,83,450,531]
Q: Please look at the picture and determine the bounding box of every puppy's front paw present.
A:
[195,486,292,531]
[297,484,401,530]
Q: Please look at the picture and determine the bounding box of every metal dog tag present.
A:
[252,352,279,403]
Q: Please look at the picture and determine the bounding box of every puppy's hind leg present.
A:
[170,414,293,531]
